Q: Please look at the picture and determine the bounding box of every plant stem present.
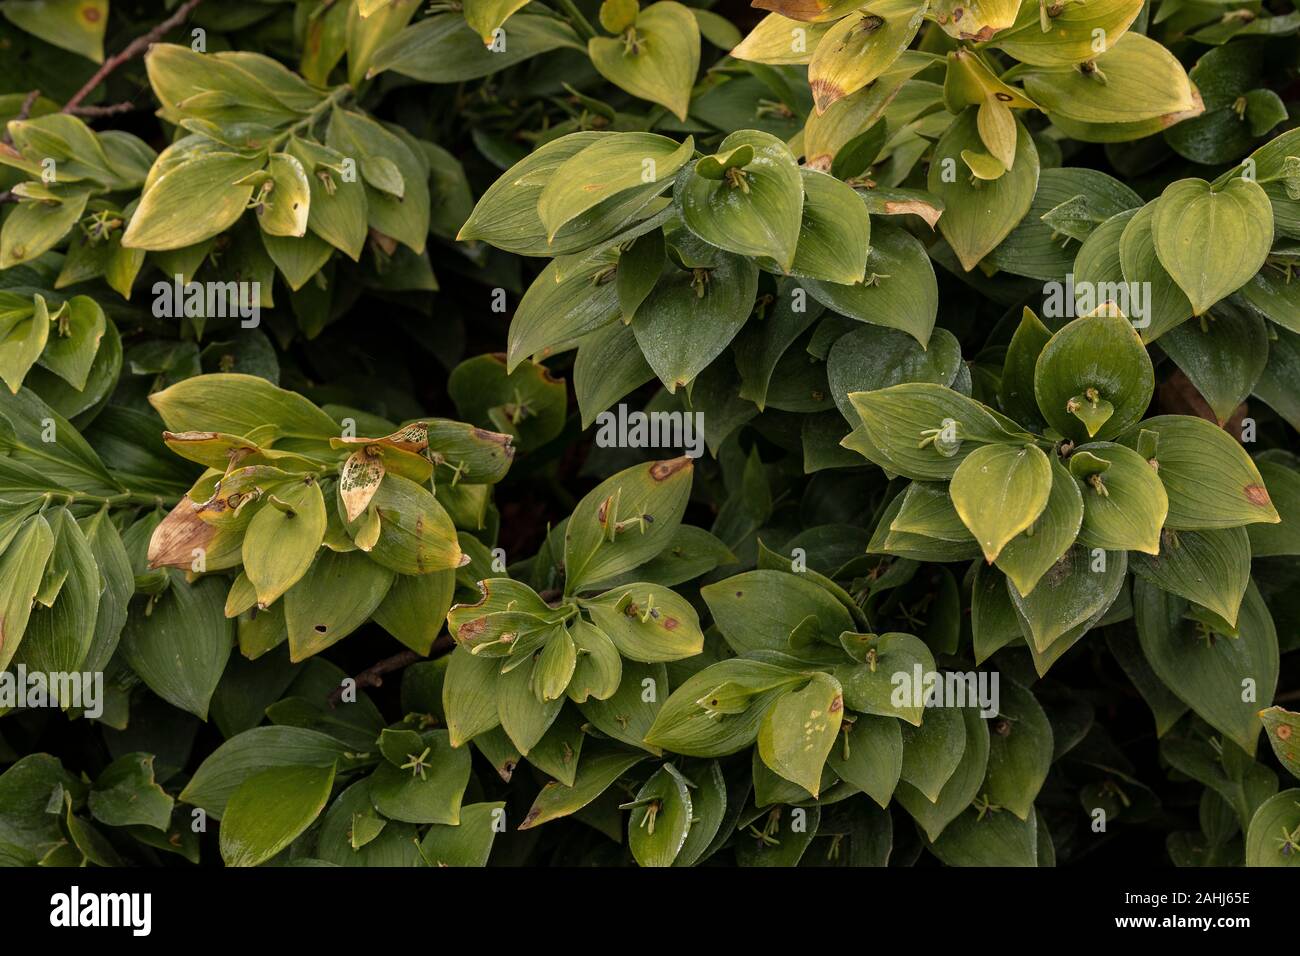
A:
[556,0,598,41]
[43,490,178,509]
[273,84,353,150]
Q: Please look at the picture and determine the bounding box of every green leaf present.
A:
[1034,311,1154,443]
[1019,33,1199,126]
[1135,578,1278,756]
[889,481,975,543]
[257,153,311,239]
[632,251,757,391]
[369,729,472,823]
[588,1,700,121]
[1118,201,1192,343]
[802,51,933,169]
[532,627,577,702]
[928,804,1039,866]
[805,219,939,347]
[1245,788,1300,867]
[644,658,802,756]
[732,11,834,62]
[1151,178,1274,316]
[244,478,327,606]
[285,549,394,661]
[1009,544,1126,654]
[583,584,703,662]
[898,705,966,801]
[120,575,232,720]
[563,457,693,592]
[326,109,430,253]
[38,296,104,392]
[443,647,502,747]
[826,713,902,807]
[972,564,1023,664]
[461,132,663,257]
[2,0,107,62]
[983,680,1053,820]
[896,706,990,841]
[373,568,455,655]
[122,152,262,251]
[448,354,568,453]
[757,672,843,796]
[1000,306,1052,432]
[847,382,1032,480]
[834,632,936,725]
[343,474,462,575]
[89,753,174,831]
[701,569,852,657]
[220,764,335,867]
[626,763,693,866]
[787,169,871,284]
[950,443,1052,563]
[508,254,621,370]
[15,507,98,673]
[1161,307,1270,426]
[149,372,340,440]
[1073,441,1168,555]
[576,659,667,752]
[985,167,1140,280]
[677,129,803,272]
[181,726,351,819]
[520,745,645,829]
[614,227,665,322]
[464,0,531,41]
[418,801,505,867]
[287,137,368,261]
[674,759,728,866]
[497,654,564,755]
[828,325,961,427]
[79,508,133,673]
[1131,527,1251,627]
[567,618,623,703]
[1118,415,1280,529]
[0,188,89,269]
[929,106,1039,272]
[0,754,81,863]
[370,13,583,83]
[0,293,47,394]
[991,0,1143,65]
[538,133,692,241]
[0,515,53,670]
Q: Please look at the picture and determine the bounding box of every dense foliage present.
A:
[0,0,1297,869]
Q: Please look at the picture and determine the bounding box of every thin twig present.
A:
[2,89,41,148]
[326,635,454,708]
[67,101,140,118]
[61,0,205,115]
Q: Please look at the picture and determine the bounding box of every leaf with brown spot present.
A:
[807,0,927,115]
[563,458,694,592]
[338,448,385,522]
[148,497,217,570]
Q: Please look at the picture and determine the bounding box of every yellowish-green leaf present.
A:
[243,478,327,606]
[951,443,1053,562]
[807,0,927,115]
